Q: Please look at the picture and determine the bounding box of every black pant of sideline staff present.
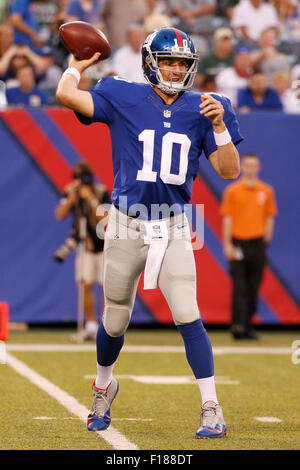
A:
[229,237,267,339]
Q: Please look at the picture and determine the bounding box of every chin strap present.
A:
[157,83,180,96]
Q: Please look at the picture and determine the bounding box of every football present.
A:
[59,21,111,61]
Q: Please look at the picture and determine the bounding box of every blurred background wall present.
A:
[0,108,299,326]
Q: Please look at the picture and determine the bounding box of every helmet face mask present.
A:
[142,28,199,95]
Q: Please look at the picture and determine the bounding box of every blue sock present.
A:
[96,322,124,367]
[177,319,214,379]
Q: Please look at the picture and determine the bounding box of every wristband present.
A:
[63,67,81,85]
[213,127,232,146]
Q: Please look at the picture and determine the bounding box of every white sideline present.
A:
[6,352,139,451]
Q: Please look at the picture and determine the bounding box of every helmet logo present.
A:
[172,28,184,47]
[173,38,189,49]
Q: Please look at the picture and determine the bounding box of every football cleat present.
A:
[196,401,227,439]
[142,27,199,95]
[87,378,119,431]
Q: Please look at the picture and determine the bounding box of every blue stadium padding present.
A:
[27,108,82,168]
[0,118,77,322]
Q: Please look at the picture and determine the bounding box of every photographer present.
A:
[55,161,111,342]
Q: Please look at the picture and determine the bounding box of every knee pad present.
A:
[104,256,136,306]
[103,305,131,337]
[103,259,136,336]
[169,283,200,325]
[173,308,200,326]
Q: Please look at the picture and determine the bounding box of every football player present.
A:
[56,27,242,439]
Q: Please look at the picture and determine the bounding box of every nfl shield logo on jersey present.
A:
[151,224,164,240]
[163,110,171,118]
[153,224,161,234]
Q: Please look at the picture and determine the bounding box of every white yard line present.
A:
[6,352,139,451]
[6,344,293,354]
[33,417,152,422]
[254,417,283,423]
[7,344,96,352]
[84,374,240,385]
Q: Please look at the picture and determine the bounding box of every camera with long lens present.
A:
[54,168,94,263]
[53,230,80,263]
[77,169,94,186]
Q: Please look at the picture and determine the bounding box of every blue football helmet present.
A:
[142,28,199,95]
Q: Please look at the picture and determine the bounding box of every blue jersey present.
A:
[6,85,49,107]
[76,77,243,219]
[10,0,38,47]
[237,87,283,111]
[66,0,102,24]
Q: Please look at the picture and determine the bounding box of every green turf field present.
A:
[1,326,300,451]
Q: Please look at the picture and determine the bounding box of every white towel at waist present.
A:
[143,221,168,290]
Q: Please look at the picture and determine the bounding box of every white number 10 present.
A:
[136,130,191,185]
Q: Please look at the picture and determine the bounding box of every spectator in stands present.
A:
[0,0,9,24]
[220,152,277,340]
[223,0,239,20]
[10,0,49,53]
[168,0,216,33]
[215,44,253,107]
[251,28,291,85]
[47,0,72,69]
[9,0,63,98]
[272,0,300,43]
[237,71,283,112]
[107,24,146,83]
[37,63,64,105]
[0,78,7,109]
[168,0,216,53]
[231,0,279,44]
[31,0,60,46]
[272,69,300,113]
[0,44,50,85]
[291,63,300,83]
[5,63,49,106]
[102,0,148,49]
[290,67,300,112]
[0,23,14,57]
[65,0,103,30]
[195,27,234,90]
[199,75,218,92]
[143,0,171,34]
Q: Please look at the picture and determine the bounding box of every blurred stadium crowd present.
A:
[0,0,299,112]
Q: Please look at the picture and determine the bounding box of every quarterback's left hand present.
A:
[199,94,225,131]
